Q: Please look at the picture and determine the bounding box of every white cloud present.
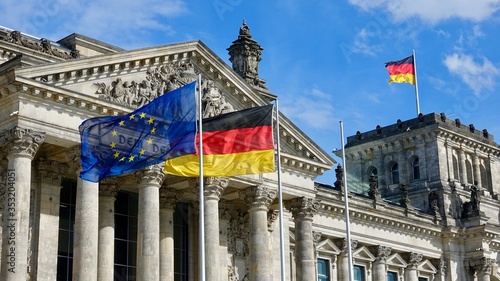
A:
[349,0,500,24]
[443,53,499,96]
[280,86,336,131]
[0,0,188,47]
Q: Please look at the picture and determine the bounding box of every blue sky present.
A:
[2,0,500,185]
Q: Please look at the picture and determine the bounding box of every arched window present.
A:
[391,163,399,185]
[412,157,420,180]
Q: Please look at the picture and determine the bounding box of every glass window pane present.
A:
[353,265,365,281]
[387,271,398,281]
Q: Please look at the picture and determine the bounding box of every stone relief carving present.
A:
[228,210,249,258]
[1,30,80,59]
[93,62,235,117]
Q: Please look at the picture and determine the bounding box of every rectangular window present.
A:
[387,271,398,281]
[418,277,428,281]
[114,191,138,281]
[174,203,189,281]
[57,179,77,281]
[317,258,330,281]
[353,265,365,281]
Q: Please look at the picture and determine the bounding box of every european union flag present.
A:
[79,81,197,182]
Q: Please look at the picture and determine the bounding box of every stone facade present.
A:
[1,21,500,281]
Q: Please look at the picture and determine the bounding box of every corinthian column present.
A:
[240,185,276,281]
[36,159,68,281]
[372,246,391,281]
[200,177,228,281]
[404,252,423,281]
[285,197,320,281]
[159,186,182,281]
[98,178,121,281]
[68,145,99,281]
[0,126,44,281]
[135,164,165,281]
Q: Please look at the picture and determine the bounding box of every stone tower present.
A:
[227,20,267,89]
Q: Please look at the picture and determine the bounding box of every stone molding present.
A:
[37,158,68,186]
[66,145,82,172]
[0,126,45,159]
[267,210,279,231]
[203,177,229,199]
[239,185,276,210]
[285,197,320,220]
[219,199,233,221]
[338,238,358,255]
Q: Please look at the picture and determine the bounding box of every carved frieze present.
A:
[228,210,249,258]
[1,30,79,59]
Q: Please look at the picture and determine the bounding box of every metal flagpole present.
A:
[275,99,286,281]
[340,121,354,281]
[413,49,421,115]
[197,74,206,281]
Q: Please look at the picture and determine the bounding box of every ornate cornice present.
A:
[239,185,276,210]
[285,197,320,220]
[0,126,45,159]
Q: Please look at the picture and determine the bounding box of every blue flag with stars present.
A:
[79,81,197,182]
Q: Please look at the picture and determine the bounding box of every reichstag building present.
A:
[0,21,499,281]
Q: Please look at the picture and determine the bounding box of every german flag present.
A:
[385,55,415,85]
[164,104,275,177]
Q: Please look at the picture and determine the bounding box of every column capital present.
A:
[404,252,423,269]
[338,238,358,255]
[239,185,276,210]
[285,197,320,220]
[466,257,494,275]
[159,187,183,209]
[190,177,229,200]
[0,126,45,159]
[135,163,166,187]
[99,178,123,197]
[37,158,68,186]
[372,245,392,262]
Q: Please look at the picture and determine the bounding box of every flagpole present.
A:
[413,49,421,115]
[275,99,286,281]
[197,74,206,281]
[340,121,354,281]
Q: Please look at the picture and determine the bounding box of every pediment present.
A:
[353,246,375,262]
[316,239,341,255]
[386,253,407,268]
[0,40,334,178]
[418,259,437,273]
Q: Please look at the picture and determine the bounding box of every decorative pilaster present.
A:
[404,252,423,281]
[371,246,391,281]
[159,187,183,281]
[68,144,99,281]
[285,197,320,281]
[98,178,121,281]
[0,126,45,281]
[432,257,447,281]
[200,177,228,281]
[240,185,276,281]
[458,149,467,185]
[36,159,68,281]
[219,200,233,279]
[135,164,166,281]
